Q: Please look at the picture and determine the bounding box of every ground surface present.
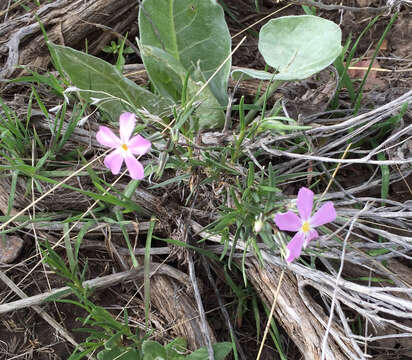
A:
[0,1,412,359]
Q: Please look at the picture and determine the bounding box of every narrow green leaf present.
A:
[148,174,191,189]
[144,216,156,330]
[75,221,94,262]
[353,12,398,114]
[7,170,19,216]
[64,222,76,274]
[115,211,139,267]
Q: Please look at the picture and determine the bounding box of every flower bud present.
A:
[254,216,264,233]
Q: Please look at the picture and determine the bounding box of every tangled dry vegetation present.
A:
[0,1,412,359]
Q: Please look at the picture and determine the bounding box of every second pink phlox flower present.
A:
[275,187,336,263]
[96,112,151,180]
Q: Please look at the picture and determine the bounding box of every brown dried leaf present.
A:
[347,59,386,90]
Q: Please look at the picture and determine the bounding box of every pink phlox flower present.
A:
[274,187,336,263]
[96,112,151,180]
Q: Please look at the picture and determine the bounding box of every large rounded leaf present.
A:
[259,15,342,81]
[139,0,231,106]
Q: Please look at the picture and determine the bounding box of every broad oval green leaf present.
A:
[140,44,224,129]
[47,42,172,120]
[259,15,342,80]
[138,0,231,106]
[139,44,185,101]
[186,342,232,360]
[142,340,167,360]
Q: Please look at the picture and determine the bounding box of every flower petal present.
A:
[285,232,305,263]
[119,112,136,143]
[275,211,302,232]
[311,202,336,227]
[128,134,151,156]
[303,229,319,248]
[125,154,145,180]
[297,187,314,221]
[104,149,124,175]
[96,126,121,148]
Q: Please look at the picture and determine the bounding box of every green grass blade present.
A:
[354,12,398,114]
[63,222,76,274]
[144,216,156,330]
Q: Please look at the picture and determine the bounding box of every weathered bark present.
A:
[246,258,360,360]
[0,174,97,212]
[150,274,216,350]
[0,0,138,79]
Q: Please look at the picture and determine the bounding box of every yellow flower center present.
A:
[121,144,128,151]
[301,221,310,233]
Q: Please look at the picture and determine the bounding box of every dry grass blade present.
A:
[321,203,371,360]
[256,270,285,360]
